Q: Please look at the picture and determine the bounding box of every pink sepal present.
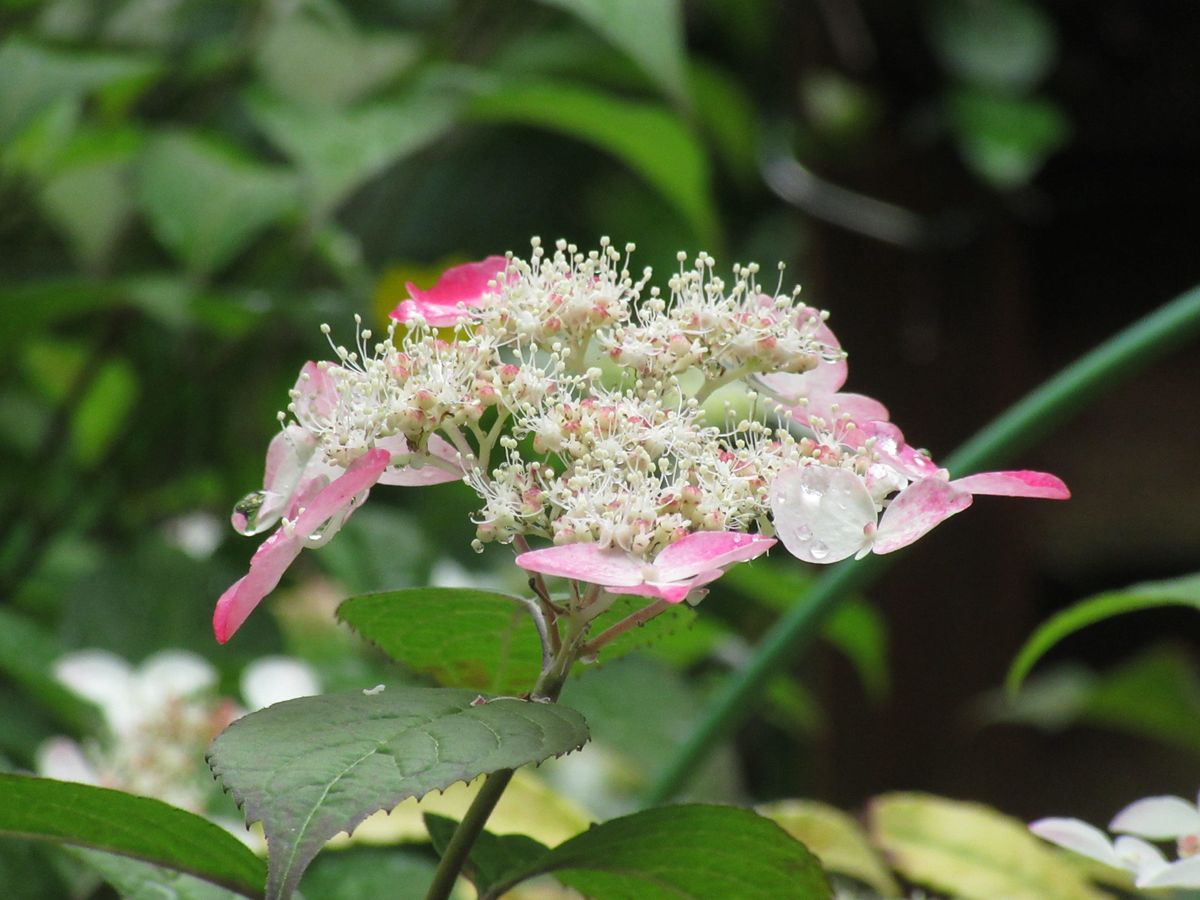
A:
[872,477,973,554]
[952,470,1070,500]
[389,256,508,325]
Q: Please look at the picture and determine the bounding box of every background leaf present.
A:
[869,792,1102,900]
[0,774,266,898]
[536,0,689,105]
[246,90,457,219]
[758,799,898,896]
[424,813,549,895]
[337,588,543,695]
[948,88,1069,189]
[207,688,589,900]
[70,847,246,900]
[469,78,716,243]
[491,803,831,899]
[0,608,100,732]
[1007,572,1200,694]
[136,131,298,276]
[298,846,437,900]
[929,0,1057,92]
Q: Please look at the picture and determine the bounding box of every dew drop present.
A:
[231,491,270,536]
[794,524,812,542]
[809,541,830,560]
[306,517,334,545]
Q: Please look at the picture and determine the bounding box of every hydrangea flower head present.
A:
[216,238,1067,640]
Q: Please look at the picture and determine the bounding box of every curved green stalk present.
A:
[644,282,1200,805]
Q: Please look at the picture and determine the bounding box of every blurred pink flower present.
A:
[389,256,509,327]
[515,531,776,603]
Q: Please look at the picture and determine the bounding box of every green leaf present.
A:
[1007,572,1200,695]
[36,127,143,269]
[0,37,157,141]
[469,78,716,243]
[299,846,437,900]
[758,799,898,896]
[337,588,544,695]
[70,847,245,900]
[245,90,457,219]
[256,10,418,108]
[424,814,549,895]
[0,774,266,898]
[136,131,299,275]
[207,688,589,900]
[869,793,1103,900]
[71,356,138,466]
[536,0,689,106]
[688,62,758,180]
[0,608,99,732]
[490,804,831,899]
[948,88,1069,189]
[929,0,1057,92]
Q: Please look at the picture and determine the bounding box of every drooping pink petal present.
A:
[240,425,320,534]
[1029,818,1123,868]
[771,465,877,564]
[515,543,646,587]
[872,477,972,555]
[214,450,389,644]
[652,532,776,582]
[607,569,725,604]
[1110,796,1200,840]
[390,256,508,326]
[952,470,1071,500]
[1138,855,1200,889]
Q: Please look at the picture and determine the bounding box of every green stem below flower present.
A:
[643,281,1200,805]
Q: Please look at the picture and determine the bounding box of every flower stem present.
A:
[423,768,515,900]
[423,610,579,898]
[582,599,671,655]
[643,281,1200,805]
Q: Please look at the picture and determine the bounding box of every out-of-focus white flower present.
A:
[161,512,224,559]
[36,649,320,851]
[1031,790,1200,889]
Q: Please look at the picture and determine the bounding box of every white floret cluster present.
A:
[299,238,861,559]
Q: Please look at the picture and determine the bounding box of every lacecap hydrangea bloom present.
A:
[1031,791,1200,889]
[215,239,1067,642]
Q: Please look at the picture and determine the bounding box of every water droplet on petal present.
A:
[796,525,812,541]
[810,541,830,561]
[306,517,334,545]
[232,491,270,536]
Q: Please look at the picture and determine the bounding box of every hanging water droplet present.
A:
[231,491,270,536]
[306,517,335,545]
[794,524,812,542]
[810,540,830,561]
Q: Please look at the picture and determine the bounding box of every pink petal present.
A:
[770,466,877,564]
[213,535,304,644]
[1029,818,1122,868]
[377,434,465,486]
[872,477,972,555]
[214,450,389,643]
[608,569,724,604]
[652,532,775,581]
[515,543,645,587]
[826,392,890,424]
[952,470,1070,500]
[389,256,507,323]
[1110,796,1200,840]
[292,361,338,431]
